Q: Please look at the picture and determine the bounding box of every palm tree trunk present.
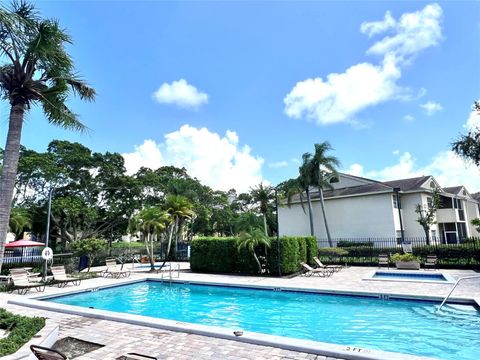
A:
[306,188,315,236]
[0,103,25,272]
[319,187,333,247]
[252,250,262,274]
[263,213,268,237]
[159,223,174,271]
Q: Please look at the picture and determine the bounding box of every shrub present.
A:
[190,237,238,273]
[391,253,420,262]
[71,238,107,272]
[305,236,318,265]
[337,241,374,247]
[0,308,45,356]
[318,248,349,257]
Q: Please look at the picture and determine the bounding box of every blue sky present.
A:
[1,1,479,192]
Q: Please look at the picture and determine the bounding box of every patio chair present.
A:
[378,254,389,269]
[424,255,438,270]
[313,257,342,272]
[30,345,67,360]
[51,266,81,287]
[102,258,131,279]
[8,268,47,295]
[300,262,333,277]
[117,353,158,360]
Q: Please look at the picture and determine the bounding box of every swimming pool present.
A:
[45,280,479,360]
[368,270,455,283]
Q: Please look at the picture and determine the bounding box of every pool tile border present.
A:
[9,277,480,360]
[363,270,456,284]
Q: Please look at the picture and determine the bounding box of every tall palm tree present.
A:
[128,207,171,271]
[0,2,95,271]
[237,228,271,274]
[304,142,340,247]
[164,195,194,261]
[250,183,274,236]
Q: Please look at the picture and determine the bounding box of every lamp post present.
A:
[274,187,281,277]
[43,187,54,280]
[393,187,405,244]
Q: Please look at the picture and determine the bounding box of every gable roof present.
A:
[443,186,464,195]
[382,176,432,192]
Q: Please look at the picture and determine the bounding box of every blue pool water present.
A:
[373,271,449,282]
[46,281,480,360]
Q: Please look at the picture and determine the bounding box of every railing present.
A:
[437,275,480,311]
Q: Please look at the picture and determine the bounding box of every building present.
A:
[278,173,480,245]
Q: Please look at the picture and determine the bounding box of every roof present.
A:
[443,186,464,195]
[472,192,480,201]
[382,176,431,192]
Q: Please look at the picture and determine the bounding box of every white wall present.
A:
[330,174,372,190]
[400,193,434,237]
[279,192,396,239]
[465,200,480,236]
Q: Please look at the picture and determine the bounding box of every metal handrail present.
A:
[437,275,480,311]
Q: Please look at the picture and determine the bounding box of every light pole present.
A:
[43,187,54,280]
[274,187,281,277]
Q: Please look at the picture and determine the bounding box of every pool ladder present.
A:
[437,275,480,312]
[160,263,180,283]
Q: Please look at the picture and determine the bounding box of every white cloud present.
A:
[122,125,264,192]
[346,151,480,192]
[364,3,442,61]
[153,79,208,108]
[464,102,480,131]
[284,55,402,124]
[403,114,415,122]
[284,3,443,125]
[421,101,443,115]
[268,161,289,169]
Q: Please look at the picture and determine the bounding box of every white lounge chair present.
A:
[51,266,81,287]
[300,262,332,277]
[102,258,130,279]
[8,268,46,295]
[313,257,342,272]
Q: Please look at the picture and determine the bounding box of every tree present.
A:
[9,207,31,239]
[414,190,440,245]
[70,237,106,272]
[304,142,340,246]
[452,101,480,165]
[128,207,171,271]
[164,195,194,261]
[471,218,480,233]
[236,228,271,274]
[250,183,275,236]
[0,1,96,271]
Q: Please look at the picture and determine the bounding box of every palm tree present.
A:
[304,142,340,247]
[129,207,171,271]
[250,183,274,236]
[164,195,194,262]
[236,228,271,274]
[0,2,95,271]
[9,207,31,239]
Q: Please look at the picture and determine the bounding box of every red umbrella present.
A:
[5,239,45,248]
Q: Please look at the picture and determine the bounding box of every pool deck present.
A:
[1,265,479,360]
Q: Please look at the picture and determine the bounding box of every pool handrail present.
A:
[437,275,480,311]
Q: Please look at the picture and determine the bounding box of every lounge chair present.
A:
[378,254,389,269]
[51,266,81,287]
[300,262,332,277]
[313,257,342,272]
[424,255,438,270]
[118,353,158,360]
[102,258,131,279]
[30,345,67,360]
[8,268,46,295]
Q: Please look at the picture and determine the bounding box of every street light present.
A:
[43,187,54,280]
[274,187,281,277]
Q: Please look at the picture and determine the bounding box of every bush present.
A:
[305,236,318,265]
[0,308,45,356]
[191,236,313,275]
[318,248,349,257]
[337,241,374,247]
[391,253,419,262]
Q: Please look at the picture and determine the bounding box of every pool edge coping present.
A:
[363,270,457,284]
[9,277,479,360]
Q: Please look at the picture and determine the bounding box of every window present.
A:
[392,194,401,209]
[427,197,433,209]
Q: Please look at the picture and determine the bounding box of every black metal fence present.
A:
[317,237,480,268]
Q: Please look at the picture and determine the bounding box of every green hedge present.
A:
[191,236,316,275]
[0,308,45,356]
[317,244,480,267]
[337,241,373,247]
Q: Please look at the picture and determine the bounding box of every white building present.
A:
[278,173,480,245]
